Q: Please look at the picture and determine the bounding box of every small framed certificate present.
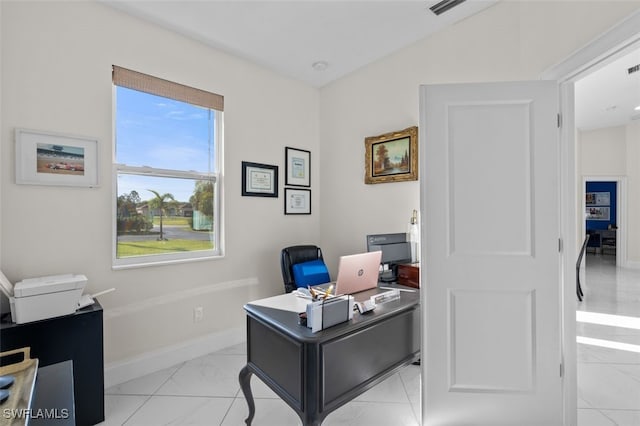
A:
[241,161,278,197]
[285,147,310,187]
[285,188,311,215]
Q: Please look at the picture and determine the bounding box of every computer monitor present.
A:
[366,233,412,282]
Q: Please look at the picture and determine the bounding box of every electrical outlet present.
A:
[194,307,204,323]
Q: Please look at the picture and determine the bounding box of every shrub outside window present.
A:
[112,66,223,268]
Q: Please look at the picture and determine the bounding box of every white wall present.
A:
[626,120,640,263]
[0,1,320,368]
[579,126,627,175]
[318,1,640,272]
[577,123,640,265]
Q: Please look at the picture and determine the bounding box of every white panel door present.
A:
[420,81,562,426]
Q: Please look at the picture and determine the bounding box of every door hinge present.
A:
[558,238,563,253]
[557,113,562,128]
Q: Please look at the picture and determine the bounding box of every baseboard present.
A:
[104,326,245,388]
[624,260,640,269]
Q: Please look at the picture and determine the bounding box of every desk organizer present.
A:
[371,288,400,305]
[0,347,38,426]
[305,295,354,333]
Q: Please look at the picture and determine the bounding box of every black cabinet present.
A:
[0,303,104,426]
[587,229,616,255]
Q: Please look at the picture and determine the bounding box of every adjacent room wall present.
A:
[578,123,640,266]
[318,0,640,273]
[0,1,320,370]
[626,120,640,264]
[580,126,627,175]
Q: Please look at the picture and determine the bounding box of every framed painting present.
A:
[242,161,279,197]
[15,128,99,187]
[285,147,310,187]
[365,126,418,184]
[285,188,311,215]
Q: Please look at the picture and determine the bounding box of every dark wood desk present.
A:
[32,361,76,425]
[239,286,420,426]
[0,303,104,426]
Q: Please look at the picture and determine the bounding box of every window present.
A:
[112,66,223,267]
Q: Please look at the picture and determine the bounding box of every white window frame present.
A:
[111,81,224,269]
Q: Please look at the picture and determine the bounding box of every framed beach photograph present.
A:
[285,147,310,187]
[242,161,279,197]
[15,128,99,187]
[285,188,311,215]
[365,126,418,184]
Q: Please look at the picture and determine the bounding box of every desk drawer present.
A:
[320,308,420,409]
[248,318,303,407]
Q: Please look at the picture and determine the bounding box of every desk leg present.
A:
[301,413,323,426]
[239,365,255,425]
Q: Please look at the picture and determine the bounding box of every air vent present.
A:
[629,64,640,75]
[429,0,467,16]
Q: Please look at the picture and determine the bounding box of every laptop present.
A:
[332,251,382,295]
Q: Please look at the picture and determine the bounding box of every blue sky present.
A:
[116,87,216,202]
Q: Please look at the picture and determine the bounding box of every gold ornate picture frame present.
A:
[365,126,418,184]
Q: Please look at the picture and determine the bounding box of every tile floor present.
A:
[100,342,421,425]
[577,254,640,426]
[100,253,640,425]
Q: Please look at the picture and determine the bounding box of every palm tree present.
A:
[148,189,175,241]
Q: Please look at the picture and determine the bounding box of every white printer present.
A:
[0,271,86,324]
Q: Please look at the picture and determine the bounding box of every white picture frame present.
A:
[15,128,99,188]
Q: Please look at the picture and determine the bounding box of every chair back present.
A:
[281,245,325,293]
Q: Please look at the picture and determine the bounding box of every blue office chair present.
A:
[280,245,330,293]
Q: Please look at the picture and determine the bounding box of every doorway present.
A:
[553,15,640,426]
[582,178,626,267]
[542,11,640,426]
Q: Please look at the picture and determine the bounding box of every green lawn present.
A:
[152,216,190,226]
[117,239,214,257]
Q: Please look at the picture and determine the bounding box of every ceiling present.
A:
[103,0,639,130]
[103,0,498,88]
[575,47,640,130]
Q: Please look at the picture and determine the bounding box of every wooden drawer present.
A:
[397,263,420,288]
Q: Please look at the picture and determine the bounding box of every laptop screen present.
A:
[334,251,382,295]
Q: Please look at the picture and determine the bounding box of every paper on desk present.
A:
[249,293,311,313]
